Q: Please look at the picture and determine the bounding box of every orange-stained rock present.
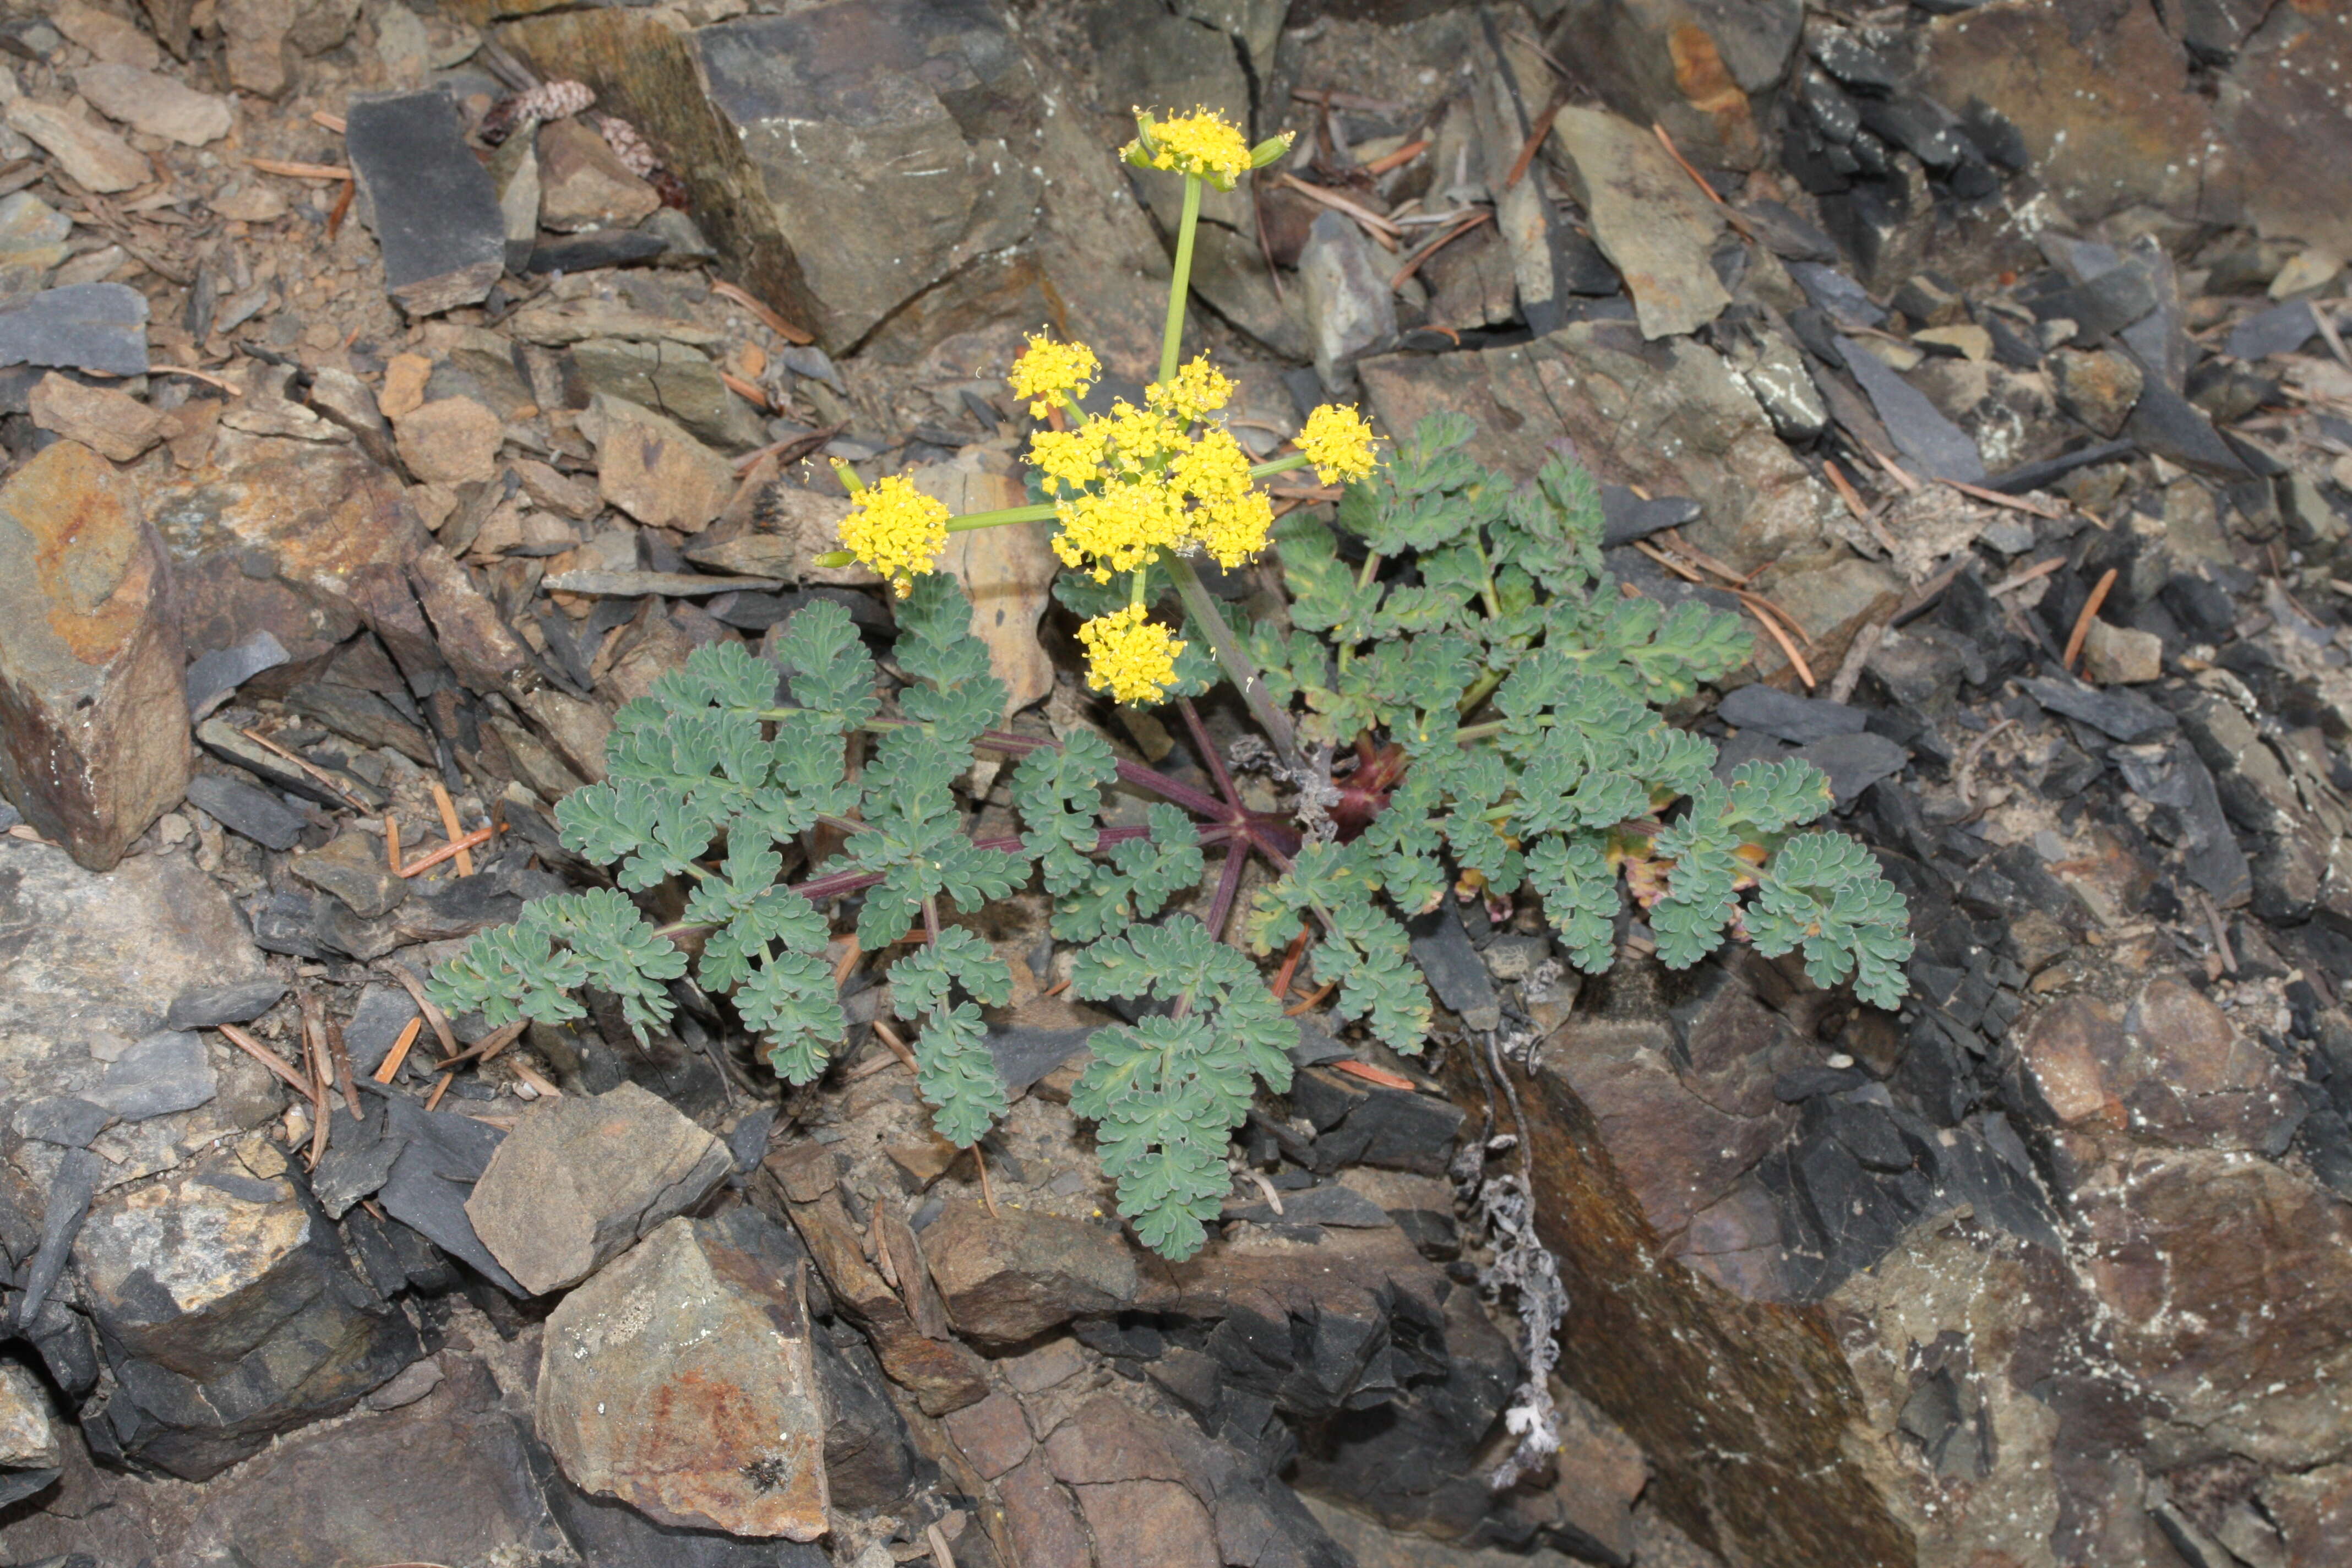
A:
[536,1212,829,1538]
[0,440,187,869]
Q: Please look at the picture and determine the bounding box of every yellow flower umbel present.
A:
[1124,107,1254,184]
[838,475,950,597]
[1296,403,1380,484]
[1147,357,1235,424]
[1077,604,1184,705]
[1008,334,1099,418]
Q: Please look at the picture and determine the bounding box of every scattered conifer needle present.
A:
[1332,1059,1418,1091]
[374,1016,424,1083]
[2065,567,2119,676]
[431,782,474,877]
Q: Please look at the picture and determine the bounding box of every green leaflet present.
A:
[429,889,685,1040]
[891,928,1013,1146]
[1248,845,1431,1052]
[1069,916,1297,1260]
[1526,835,1620,972]
[1747,832,1915,1009]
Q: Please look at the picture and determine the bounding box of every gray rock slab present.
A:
[1792,730,1910,803]
[2022,677,2178,743]
[2228,300,2322,361]
[342,986,421,1077]
[345,91,504,317]
[1298,211,1397,391]
[12,1096,111,1148]
[466,1082,733,1296]
[185,772,306,851]
[1407,907,1501,1032]
[1720,684,1870,744]
[311,1096,405,1219]
[89,1030,216,1120]
[1838,336,1986,482]
[0,283,149,375]
[1549,106,1730,340]
[184,630,290,719]
[1600,486,1702,546]
[378,1098,524,1297]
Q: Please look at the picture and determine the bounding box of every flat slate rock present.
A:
[1984,438,2134,494]
[165,978,286,1030]
[986,1027,1093,1095]
[1793,730,1910,803]
[342,985,421,1076]
[184,773,306,851]
[1838,335,1986,482]
[2021,677,2177,743]
[2227,299,2322,361]
[1407,907,1501,1031]
[184,631,290,719]
[375,1098,525,1296]
[311,1097,405,1219]
[1600,485,1702,546]
[0,284,149,375]
[1790,263,1886,328]
[13,1095,111,1148]
[89,1030,215,1120]
[1223,1183,1395,1229]
[1719,684,1869,744]
[345,91,505,318]
[525,230,668,274]
[2124,383,2249,477]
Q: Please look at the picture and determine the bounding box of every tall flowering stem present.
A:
[1161,173,1205,386]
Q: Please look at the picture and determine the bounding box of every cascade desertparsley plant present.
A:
[432,108,1912,1262]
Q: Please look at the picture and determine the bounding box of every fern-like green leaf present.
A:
[1526,834,1620,972]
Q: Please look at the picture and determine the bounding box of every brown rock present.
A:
[220,0,295,96]
[1076,1478,1219,1568]
[4,100,149,194]
[537,1214,829,1538]
[1360,322,1838,572]
[2049,347,2144,438]
[55,0,165,69]
[775,1186,989,1414]
[922,1200,1140,1348]
[289,831,407,919]
[393,396,503,486]
[921,456,1054,716]
[0,442,188,870]
[582,393,733,533]
[1548,0,1794,172]
[1546,105,1732,340]
[466,1084,732,1296]
[1517,1032,1915,1565]
[535,117,661,233]
[513,686,612,785]
[74,63,233,146]
[149,433,429,669]
[2264,1463,2352,1568]
[2017,993,2126,1129]
[941,1390,1031,1480]
[998,1454,1092,1568]
[1917,0,2213,228]
[408,545,534,700]
[379,352,433,421]
[28,373,165,462]
[2081,618,2163,685]
[2065,1134,2352,1465]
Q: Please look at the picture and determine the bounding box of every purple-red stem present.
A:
[1202,834,1250,943]
[1177,698,1243,811]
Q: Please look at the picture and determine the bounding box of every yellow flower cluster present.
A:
[1295,403,1380,484]
[1006,334,1098,418]
[837,475,950,597]
[1125,107,1253,182]
[1028,351,1276,582]
[1077,604,1184,705]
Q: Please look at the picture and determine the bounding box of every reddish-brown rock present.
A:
[922,1200,1139,1348]
[941,1391,1032,1481]
[998,1453,1092,1568]
[536,1213,829,1538]
[0,441,188,869]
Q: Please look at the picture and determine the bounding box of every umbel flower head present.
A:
[1295,403,1379,485]
[1124,107,1293,192]
[1077,603,1184,705]
[1008,334,1098,418]
[837,474,950,597]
